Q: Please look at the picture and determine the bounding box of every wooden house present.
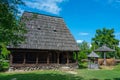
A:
[8,12,79,69]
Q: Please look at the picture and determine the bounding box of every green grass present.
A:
[0,70,83,80]
[0,68,120,80]
[76,69,120,80]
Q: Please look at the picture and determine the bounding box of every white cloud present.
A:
[76,40,83,43]
[79,32,89,36]
[23,0,67,15]
[88,43,92,48]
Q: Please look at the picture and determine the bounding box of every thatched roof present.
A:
[94,45,115,52]
[88,51,99,58]
[9,11,79,51]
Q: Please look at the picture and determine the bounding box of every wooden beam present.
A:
[103,52,106,66]
[23,53,26,64]
[36,53,39,64]
[8,49,50,53]
[67,52,69,64]
[47,53,50,64]
[10,54,13,66]
[57,53,59,64]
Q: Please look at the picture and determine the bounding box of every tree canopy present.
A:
[0,0,26,59]
[92,28,120,58]
[0,0,26,45]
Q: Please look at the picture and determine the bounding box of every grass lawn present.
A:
[0,68,120,80]
[77,69,120,80]
[0,70,83,80]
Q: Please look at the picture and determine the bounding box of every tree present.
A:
[92,28,119,58]
[0,0,26,70]
[0,0,26,45]
[77,41,91,62]
[0,0,26,54]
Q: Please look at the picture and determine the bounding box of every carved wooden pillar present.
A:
[36,53,39,64]
[10,54,13,65]
[47,53,50,64]
[23,53,26,64]
[57,53,59,64]
[67,52,69,64]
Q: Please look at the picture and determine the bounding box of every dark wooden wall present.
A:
[9,49,78,67]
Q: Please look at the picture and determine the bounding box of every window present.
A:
[53,27,57,32]
[53,29,57,32]
[37,28,41,30]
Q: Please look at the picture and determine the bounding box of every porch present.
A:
[9,49,78,68]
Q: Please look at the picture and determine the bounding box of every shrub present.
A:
[0,59,9,71]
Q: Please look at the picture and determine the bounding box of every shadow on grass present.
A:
[114,78,120,80]
[0,71,120,80]
[0,73,83,80]
[89,78,120,80]
[89,79,111,80]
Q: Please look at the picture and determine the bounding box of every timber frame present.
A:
[9,49,79,68]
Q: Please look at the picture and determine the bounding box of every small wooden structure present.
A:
[88,51,99,69]
[94,45,115,65]
[8,12,79,70]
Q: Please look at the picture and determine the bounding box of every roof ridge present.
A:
[24,11,63,18]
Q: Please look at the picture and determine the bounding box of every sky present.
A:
[19,0,120,44]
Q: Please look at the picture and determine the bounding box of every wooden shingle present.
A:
[10,11,79,51]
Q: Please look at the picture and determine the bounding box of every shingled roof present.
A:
[94,45,115,52]
[10,11,79,51]
[88,51,99,58]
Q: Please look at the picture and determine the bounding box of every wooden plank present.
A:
[57,53,59,64]
[36,53,38,64]
[10,54,13,65]
[67,52,69,64]
[47,53,50,64]
[23,53,26,64]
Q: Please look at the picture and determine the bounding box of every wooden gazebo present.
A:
[88,51,99,69]
[94,45,115,65]
[8,12,79,70]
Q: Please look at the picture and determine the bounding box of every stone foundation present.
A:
[9,63,78,71]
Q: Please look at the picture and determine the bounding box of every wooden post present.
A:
[47,53,50,64]
[67,52,69,64]
[103,52,106,66]
[10,54,13,66]
[57,53,59,64]
[36,53,38,64]
[23,53,26,64]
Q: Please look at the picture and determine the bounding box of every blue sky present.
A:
[19,0,120,43]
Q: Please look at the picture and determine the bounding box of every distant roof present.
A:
[94,45,115,52]
[9,11,79,51]
[88,51,99,57]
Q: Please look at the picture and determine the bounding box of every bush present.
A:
[113,63,120,71]
[0,60,9,71]
[79,62,88,69]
